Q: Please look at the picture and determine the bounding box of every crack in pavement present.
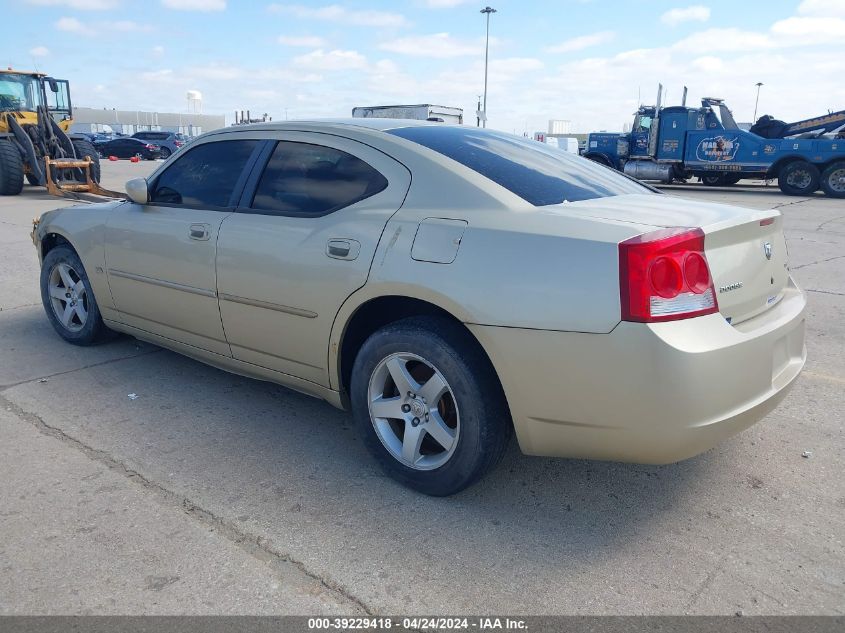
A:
[0,303,41,312]
[790,255,845,270]
[0,392,375,616]
[806,289,845,297]
[771,197,814,210]
[0,349,163,391]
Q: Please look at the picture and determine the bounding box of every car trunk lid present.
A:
[552,193,789,324]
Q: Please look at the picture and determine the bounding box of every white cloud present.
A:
[151,45,165,57]
[278,35,326,47]
[546,31,614,53]
[27,0,119,9]
[771,16,845,42]
[55,16,93,34]
[55,16,150,35]
[673,28,773,53]
[798,0,845,18]
[292,49,368,71]
[379,33,487,57]
[268,4,407,27]
[422,0,472,7]
[660,5,711,26]
[161,0,225,11]
[29,46,50,57]
[691,55,723,72]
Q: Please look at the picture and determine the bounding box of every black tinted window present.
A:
[388,126,649,205]
[150,140,257,207]
[250,141,387,216]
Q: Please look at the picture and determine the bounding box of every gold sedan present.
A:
[33,120,806,495]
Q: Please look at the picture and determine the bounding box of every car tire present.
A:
[778,160,820,196]
[71,139,101,183]
[40,245,110,346]
[0,139,24,196]
[350,316,512,496]
[819,161,845,198]
[160,147,172,159]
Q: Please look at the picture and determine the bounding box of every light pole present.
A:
[480,6,496,128]
[753,82,763,122]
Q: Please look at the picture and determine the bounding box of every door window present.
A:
[150,140,258,207]
[249,141,388,216]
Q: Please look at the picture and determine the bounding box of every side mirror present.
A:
[47,78,59,93]
[125,178,149,204]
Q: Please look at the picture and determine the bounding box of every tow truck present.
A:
[584,86,845,198]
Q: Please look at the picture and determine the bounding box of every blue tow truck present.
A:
[584,86,845,198]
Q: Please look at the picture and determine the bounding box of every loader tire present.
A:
[0,140,24,196]
[26,173,41,186]
[778,160,819,196]
[72,140,102,184]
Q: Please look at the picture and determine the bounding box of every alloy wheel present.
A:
[367,352,460,471]
[48,262,88,332]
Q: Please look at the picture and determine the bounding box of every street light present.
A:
[480,6,496,128]
[753,82,764,122]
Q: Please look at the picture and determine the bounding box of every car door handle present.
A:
[326,238,360,261]
[189,223,210,241]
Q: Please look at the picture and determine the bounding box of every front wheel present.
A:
[820,161,845,198]
[40,245,110,345]
[350,316,512,496]
[778,161,820,196]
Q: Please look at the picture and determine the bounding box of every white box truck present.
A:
[352,104,463,125]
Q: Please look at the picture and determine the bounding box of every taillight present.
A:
[145,144,156,150]
[174,141,184,147]
[619,227,718,322]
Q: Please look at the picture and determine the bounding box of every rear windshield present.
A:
[388,126,650,205]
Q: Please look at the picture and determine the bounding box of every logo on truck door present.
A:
[696,136,740,162]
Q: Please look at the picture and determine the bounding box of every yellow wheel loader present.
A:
[0,69,115,197]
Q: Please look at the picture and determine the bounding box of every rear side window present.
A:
[388,126,649,205]
[150,139,258,207]
[250,141,388,216]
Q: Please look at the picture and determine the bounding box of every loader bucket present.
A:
[43,156,125,199]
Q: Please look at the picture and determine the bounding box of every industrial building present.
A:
[70,106,225,138]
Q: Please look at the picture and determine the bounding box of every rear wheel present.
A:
[159,147,172,159]
[351,316,512,496]
[40,245,110,345]
[702,173,725,186]
[0,140,24,196]
[778,160,820,196]
[819,161,845,198]
[26,173,41,186]
[71,139,101,183]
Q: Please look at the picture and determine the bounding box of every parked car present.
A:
[32,120,806,495]
[131,131,188,158]
[97,137,161,160]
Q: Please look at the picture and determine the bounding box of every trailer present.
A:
[584,87,845,198]
[352,104,463,125]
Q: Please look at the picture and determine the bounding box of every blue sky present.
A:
[4,0,844,133]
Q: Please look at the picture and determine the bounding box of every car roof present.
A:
[219,118,444,133]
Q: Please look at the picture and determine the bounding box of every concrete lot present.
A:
[0,161,843,615]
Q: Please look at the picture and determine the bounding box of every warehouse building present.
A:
[70,107,225,138]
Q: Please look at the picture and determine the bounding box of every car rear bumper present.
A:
[468,276,806,463]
